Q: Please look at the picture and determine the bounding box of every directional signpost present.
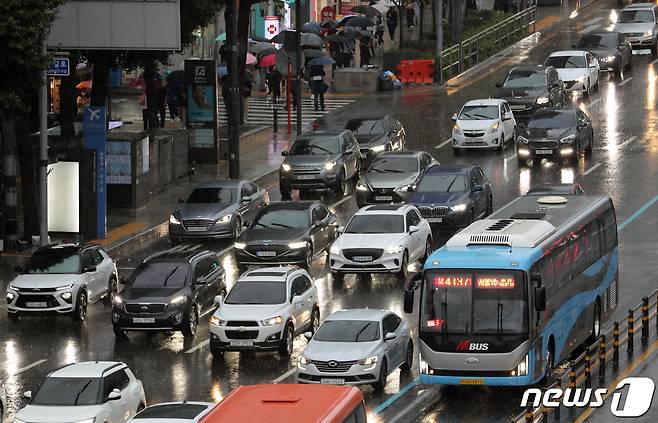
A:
[47,57,70,76]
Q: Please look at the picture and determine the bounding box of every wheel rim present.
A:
[425,240,431,258]
[287,326,293,354]
[380,362,387,385]
[406,344,413,365]
[110,279,117,300]
[306,244,313,267]
[312,311,319,332]
[79,294,87,320]
[234,219,242,238]
[190,309,198,334]
[341,177,348,195]
[594,308,600,338]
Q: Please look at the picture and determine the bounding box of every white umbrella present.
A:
[372,2,389,14]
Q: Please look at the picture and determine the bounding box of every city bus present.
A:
[403,194,619,386]
[199,384,367,423]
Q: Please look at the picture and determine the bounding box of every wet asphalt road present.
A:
[3,1,658,421]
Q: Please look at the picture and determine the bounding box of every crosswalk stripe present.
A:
[217,97,355,125]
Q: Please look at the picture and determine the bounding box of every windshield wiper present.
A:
[496,291,504,333]
[270,222,293,229]
[445,175,459,193]
[354,323,371,341]
[163,266,179,288]
[380,168,404,173]
[310,145,333,154]
[254,222,272,229]
[74,380,93,406]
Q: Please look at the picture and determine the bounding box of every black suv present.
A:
[111,248,226,338]
[496,65,566,120]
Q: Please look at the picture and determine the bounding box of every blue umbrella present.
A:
[309,56,336,66]
[217,66,228,76]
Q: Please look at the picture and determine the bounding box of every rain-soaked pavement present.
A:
[3,1,658,421]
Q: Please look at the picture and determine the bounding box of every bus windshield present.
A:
[421,270,528,335]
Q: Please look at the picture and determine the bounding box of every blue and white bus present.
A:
[403,194,619,386]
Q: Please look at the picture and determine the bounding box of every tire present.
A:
[373,359,388,392]
[452,147,462,156]
[137,403,146,413]
[468,209,476,225]
[486,195,493,216]
[72,290,88,322]
[103,276,118,305]
[211,347,225,360]
[396,252,409,280]
[585,78,590,97]
[401,341,413,371]
[237,262,248,274]
[543,343,555,387]
[302,243,313,270]
[280,184,292,199]
[310,307,320,335]
[497,134,504,153]
[334,169,347,196]
[8,312,18,323]
[181,305,199,337]
[517,157,527,167]
[651,42,657,57]
[422,237,432,261]
[332,271,344,283]
[585,131,593,157]
[571,141,581,165]
[588,302,601,344]
[113,324,127,338]
[278,323,294,357]
[233,217,242,240]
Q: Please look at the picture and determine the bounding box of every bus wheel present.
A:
[543,342,555,387]
[588,302,601,344]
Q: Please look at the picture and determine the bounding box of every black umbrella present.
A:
[350,5,380,16]
[301,22,323,35]
[345,16,375,28]
[339,27,364,39]
[303,48,324,59]
[301,33,325,47]
[321,20,337,29]
[270,30,293,44]
[250,41,278,56]
[325,33,347,43]
[251,35,271,42]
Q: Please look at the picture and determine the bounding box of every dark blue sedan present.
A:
[408,164,493,228]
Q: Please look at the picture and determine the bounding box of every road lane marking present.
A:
[199,308,216,318]
[618,195,658,231]
[388,388,439,423]
[652,57,658,65]
[580,24,600,34]
[588,98,600,107]
[185,340,209,354]
[619,135,638,148]
[216,245,234,258]
[272,367,298,383]
[583,17,604,26]
[11,359,47,375]
[504,153,518,163]
[619,77,633,86]
[372,377,419,415]
[583,162,601,175]
[435,139,452,149]
[331,194,354,209]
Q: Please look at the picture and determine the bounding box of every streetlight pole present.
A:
[295,0,302,135]
[39,41,48,246]
[227,0,241,178]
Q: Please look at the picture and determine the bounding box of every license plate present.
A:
[230,340,254,347]
[321,378,345,385]
[297,175,315,180]
[459,378,484,385]
[352,256,372,262]
[536,149,553,155]
[133,317,155,324]
[187,227,206,232]
[375,196,393,201]
[510,105,526,111]
[465,138,482,143]
[427,217,443,223]
[256,251,276,257]
[26,301,48,308]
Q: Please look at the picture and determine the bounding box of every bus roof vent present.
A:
[446,219,557,248]
[537,195,568,205]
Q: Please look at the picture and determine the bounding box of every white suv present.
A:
[451,99,516,153]
[15,361,146,423]
[209,267,320,358]
[7,244,118,322]
[614,3,658,54]
[330,204,432,280]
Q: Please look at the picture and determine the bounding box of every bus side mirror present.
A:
[403,289,414,314]
[534,286,546,312]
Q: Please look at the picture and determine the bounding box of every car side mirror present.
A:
[119,277,128,285]
[14,265,23,273]
[345,148,354,154]
[84,266,97,273]
[194,277,206,285]
[304,331,313,341]
[23,390,32,399]
[107,388,122,401]
[291,294,302,304]
[408,225,419,234]
[281,150,288,157]
[503,112,512,121]
[451,113,458,122]
[241,196,251,203]
[407,186,415,192]
[337,226,344,233]
[177,197,185,203]
[473,185,484,192]
[384,332,397,341]
[495,82,502,88]
[214,295,223,307]
[534,286,546,312]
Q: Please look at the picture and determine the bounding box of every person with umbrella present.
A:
[265,65,283,106]
[386,7,398,42]
[76,87,90,117]
[308,64,327,111]
[359,36,374,67]
[242,67,254,124]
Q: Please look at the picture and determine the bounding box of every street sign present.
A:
[47,57,70,76]
[264,16,280,40]
[321,6,335,22]
[83,106,107,239]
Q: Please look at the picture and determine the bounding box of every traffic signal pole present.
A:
[227,0,241,178]
[295,0,302,135]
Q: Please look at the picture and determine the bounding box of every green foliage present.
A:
[179,0,225,47]
[0,0,64,117]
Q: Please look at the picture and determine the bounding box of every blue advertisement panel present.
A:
[83,106,107,239]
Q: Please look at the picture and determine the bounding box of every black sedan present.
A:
[407,164,493,228]
[234,201,338,271]
[496,65,566,120]
[516,108,593,166]
[575,31,632,76]
[356,151,437,207]
[344,115,406,163]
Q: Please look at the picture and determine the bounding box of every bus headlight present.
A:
[514,353,529,376]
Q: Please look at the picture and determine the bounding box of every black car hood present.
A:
[239,228,309,244]
[588,48,618,58]
[497,87,546,99]
[522,127,573,140]
[121,287,184,302]
[408,191,468,205]
[355,133,387,146]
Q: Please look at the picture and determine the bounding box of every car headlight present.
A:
[261,316,283,326]
[517,135,529,144]
[453,123,462,135]
[169,295,186,306]
[324,161,336,171]
[6,291,15,302]
[217,214,232,223]
[210,315,225,326]
[281,163,292,172]
[603,55,616,62]
[61,292,72,301]
[357,355,378,366]
[288,241,307,249]
[56,284,74,291]
[515,353,529,376]
[113,295,123,305]
[575,75,587,83]
[234,242,246,249]
[396,184,414,192]
[330,244,340,254]
[386,244,403,254]
[560,135,576,144]
[489,122,500,133]
[169,215,181,225]
[645,30,654,37]
[370,144,386,152]
[356,183,368,191]
[451,203,468,212]
[536,96,550,105]
[298,355,310,366]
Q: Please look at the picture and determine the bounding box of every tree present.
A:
[0,0,64,246]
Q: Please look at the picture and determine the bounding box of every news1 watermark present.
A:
[521,377,656,417]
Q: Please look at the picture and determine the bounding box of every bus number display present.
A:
[476,275,516,289]
[434,276,472,288]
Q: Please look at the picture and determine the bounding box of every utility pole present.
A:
[435,0,443,60]
[295,0,302,135]
[227,0,241,178]
[39,42,48,246]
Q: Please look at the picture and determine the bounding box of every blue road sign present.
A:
[83,106,107,239]
[47,58,70,76]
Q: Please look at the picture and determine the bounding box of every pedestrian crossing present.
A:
[218,97,356,126]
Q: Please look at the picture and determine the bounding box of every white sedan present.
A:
[544,50,599,95]
[329,204,432,280]
[451,99,517,153]
[297,309,413,391]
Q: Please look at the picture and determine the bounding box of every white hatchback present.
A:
[451,99,516,153]
[544,51,599,95]
[15,361,146,423]
[330,204,432,280]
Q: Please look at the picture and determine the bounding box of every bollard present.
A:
[584,346,592,388]
[627,309,634,355]
[613,321,620,369]
[641,297,649,345]
[553,378,561,422]
[599,335,606,381]
[525,402,534,423]
[656,287,658,330]
[569,361,577,389]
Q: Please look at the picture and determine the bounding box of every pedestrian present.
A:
[406,5,415,29]
[265,65,283,105]
[155,75,166,127]
[375,15,385,47]
[219,43,228,63]
[386,8,398,41]
[242,72,253,124]
[309,65,326,111]
[166,80,178,120]
[359,37,374,67]
[76,88,90,118]
[176,84,186,127]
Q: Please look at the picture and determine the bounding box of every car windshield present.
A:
[502,70,547,88]
[528,111,575,129]
[129,262,190,288]
[289,136,340,155]
[25,251,81,274]
[32,377,101,406]
[313,320,380,342]
[545,55,586,69]
[417,174,468,193]
[369,156,418,173]
[346,119,387,135]
[253,209,310,229]
[345,214,404,234]
[577,33,617,49]
[186,187,236,204]
[225,281,287,304]
[619,10,654,23]
[458,105,499,120]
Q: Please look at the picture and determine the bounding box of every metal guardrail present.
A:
[437,6,537,84]
[511,287,658,423]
